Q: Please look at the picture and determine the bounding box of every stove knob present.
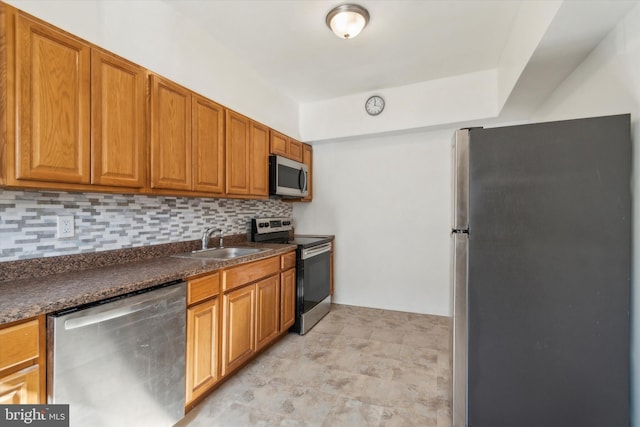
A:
[263,223,270,228]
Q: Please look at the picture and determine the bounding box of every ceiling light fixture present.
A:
[326,4,370,40]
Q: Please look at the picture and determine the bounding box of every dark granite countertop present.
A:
[0,240,296,325]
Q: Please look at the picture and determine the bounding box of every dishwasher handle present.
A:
[301,242,332,260]
[64,301,155,330]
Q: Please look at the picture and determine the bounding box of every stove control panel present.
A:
[252,217,293,234]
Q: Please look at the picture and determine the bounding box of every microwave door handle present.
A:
[298,168,307,192]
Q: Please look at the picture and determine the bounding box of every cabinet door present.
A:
[289,139,304,162]
[150,75,192,190]
[225,110,250,195]
[91,49,146,188]
[193,95,225,194]
[256,275,280,351]
[250,121,269,197]
[0,365,39,405]
[222,285,255,376]
[270,130,288,157]
[280,268,296,331]
[15,14,91,184]
[186,297,219,404]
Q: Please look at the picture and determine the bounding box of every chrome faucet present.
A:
[202,228,223,250]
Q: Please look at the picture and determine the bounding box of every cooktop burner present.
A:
[251,218,332,248]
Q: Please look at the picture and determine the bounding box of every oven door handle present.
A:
[302,242,332,260]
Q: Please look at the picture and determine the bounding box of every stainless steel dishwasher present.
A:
[47,281,186,427]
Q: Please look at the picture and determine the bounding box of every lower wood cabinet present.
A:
[0,365,39,404]
[280,268,296,331]
[0,316,45,404]
[185,273,220,406]
[186,250,297,408]
[186,297,219,405]
[256,275,280,351]
[222,284,256,376]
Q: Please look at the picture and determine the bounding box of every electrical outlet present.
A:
[57,215,74,238]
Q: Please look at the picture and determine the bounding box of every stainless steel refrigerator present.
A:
[450,114,631,427]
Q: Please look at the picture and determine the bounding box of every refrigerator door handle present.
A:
[451,129,470,231]
[451,232,468,427]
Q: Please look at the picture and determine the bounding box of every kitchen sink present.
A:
[172,247,268,260]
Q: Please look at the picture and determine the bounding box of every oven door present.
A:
[296,242,332,334]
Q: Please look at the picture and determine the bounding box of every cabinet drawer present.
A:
[222,257,279,292]
[188,273,220,305]
[0,319,40,371]
[281,251,296,270]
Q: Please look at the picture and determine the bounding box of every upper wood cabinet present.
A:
[14,12,91,184]
[0,4,309,200]
[250,121,269,197]
[225,110,250,196]
[150,74,192,191]
[149,76,226,195]
[225,110,268,198]
[1,7,147,191]
[91,49,146,188]
[193,95,225,194]
[270,130,303,162]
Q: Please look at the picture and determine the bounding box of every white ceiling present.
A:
[164,0,638,107]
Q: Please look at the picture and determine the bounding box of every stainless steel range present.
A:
[252,217,332,335]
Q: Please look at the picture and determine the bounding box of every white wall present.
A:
[531,3,640,424]
[299,70,498,142]
[294,128,453,316]
[5,0,300,138]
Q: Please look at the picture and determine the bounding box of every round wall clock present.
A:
[365,95,385,116]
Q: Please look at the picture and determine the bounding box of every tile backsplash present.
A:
[0,190,292,261]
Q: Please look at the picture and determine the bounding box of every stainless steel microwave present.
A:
[269,155,309,198]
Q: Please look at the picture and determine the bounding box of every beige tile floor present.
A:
[176,304,452,427]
